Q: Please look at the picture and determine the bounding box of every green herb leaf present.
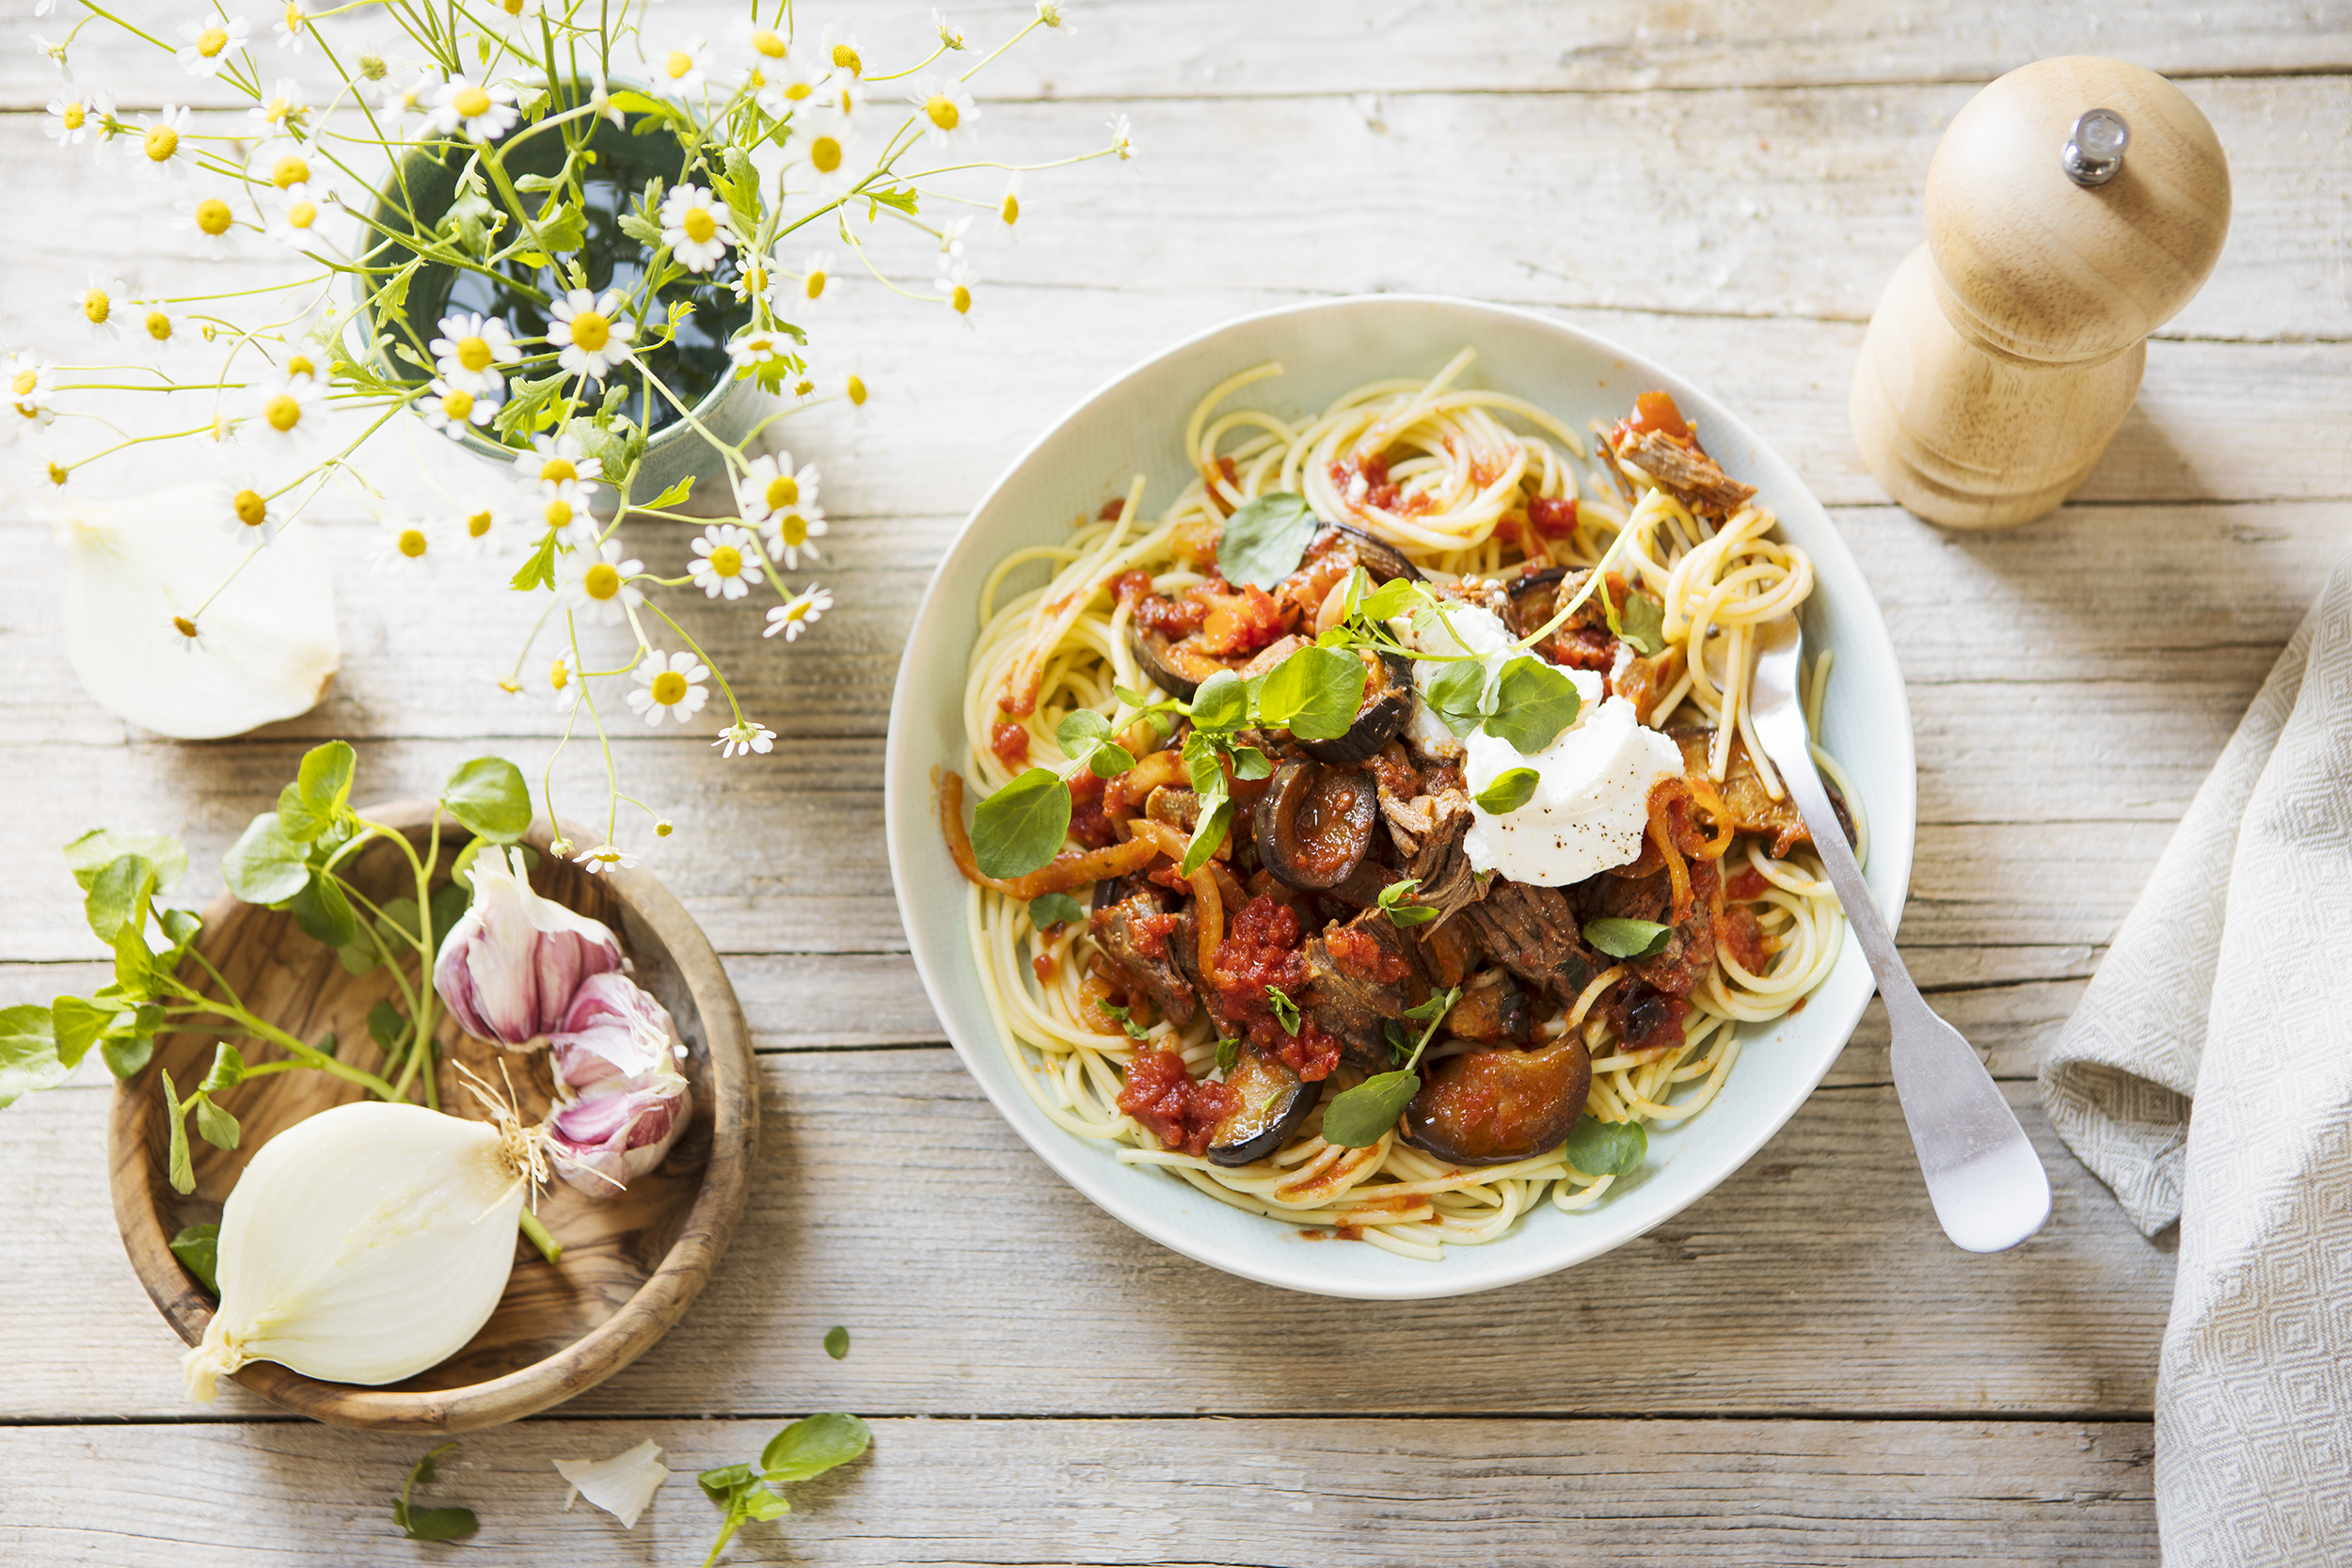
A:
[761,1413,873,1483]
[644,474,694,511]
[161,1069,195,1196]
[222,813,311,905]
[823,1325,850,1360]
[1474,768,1541,816]
[697,1463,756,1499]
[1353,575,1426,626]
[1028,892,1085,929]
[532,200,588,257]
[1402,987,1460,1025]
[970,768,1071,879]
[168,1223,220,1293]
[1581,917,1672,960]
[1215,492,1318,590]
[1425,659,1493,739]
[1187,670,1249,734]
[618,209,665,245]
[1376,878,1438,927]
[1101,1003,1152,1041]
[1255,645,1368,741]
[82,853,157,943]
[278,740,355,843]
[1230,745,1272,782]
[99,1033,155,1081]
[1564,1113,1648,1177]
[1266,985,1301,1036]
[367,1000,406,1054]
[199,1041,246,1095]
[428,879,471,949]
[508,527,560,591]
[394,1444,480,1542]
[288,871,358,950]
[1486,657,1583,754]
[740,1487,792,1521]
[1056,710,1135,779]
[63,830,185,895]
[1321,1069,1420,1148]
[0,1005,69,1109]
[442,757,532,843]
[1617,592,1666,657]
[194,1094,240,1151]
[48,996,114,1071]
[1178,796,1232,876]
[1216,1037,1241,1074]
[109,923,157,1007]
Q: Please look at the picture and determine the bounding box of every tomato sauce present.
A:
[1206,895,1343,1082]
[1190,580,1288,656]
[1327,453,1434,518]
[1327,924,1409,984]
[1067,769,1116,848]
[1117,1044,1234,1158]
[1528,495,1580,537]
[1725,865,1770,901]
[989,719,1030,768]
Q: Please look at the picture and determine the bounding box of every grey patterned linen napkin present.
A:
[2042,555,2352,1564]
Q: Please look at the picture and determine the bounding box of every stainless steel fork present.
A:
[1746,616,2051,1253]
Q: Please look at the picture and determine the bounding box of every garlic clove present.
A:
[54,481,341,740]
[183,1101,531,1402]
[549,972,679,1091]
[434,847,624,1048]
[554,1439,670,1528]
[550,1077,691,1196]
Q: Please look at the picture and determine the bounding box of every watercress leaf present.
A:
[63,830,185,895]
[396,1502,480,1543]
[111,921,157,1002]
[1215,491,1318,590]
[1028,892,1084,929]
[442,757,532,843]
[698,1463,756,1499]
[168,1223,220,1293]
[161,1069,194,1195]
[1086,742,1136,779]
[1474,768,1541,816]
[428,879,472,948]
[1564,1113,1648,1177]
[1402,987,1458,1025]
[1266,984,1301,1036]
[1377,878,1438,927]
[1425,660,1493,739]
[158,907,201,956]
[1581,917,1672,960]
[1178,796,1232,877]
[1101,1003,1151,1041]
[287,871,358,950]
[1181,732,1228,800]
[1216,1037,1240,1074]
[1057,708,1113,752]
[100,1034,155,1080]
[194,1093,240,1151]
[1187,670,1249,733]
[740,1487,792,1522]
[0,1005,69,1108]
[1486,657,1583,754]
[83,853,157,943]
[1230,745,1272,782]
[971,768,1071,879]
[823,1325,850,1360]
[1617,592,1667,657]
[295,739,356,822]
[199,1040,246,1094]
[1255,645,1368,741]
[1381,1018,1411,1065]
[367,999,406,1053]
[222,812,311,905]
[337,942,382,976]
[375,896,422,945]
[1354,576,1425,626]
[1322,1069,1421,1148]
[761,1412,873,1483]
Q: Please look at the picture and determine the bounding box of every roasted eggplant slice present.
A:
[1128,623,1234,700]
[1253,760,1376,891]
[1310,522,1424,586]
[1401,1037,1593,1166]
[1205,1042,1319,1166]
[1297,648,1415,765]
[1443,970,1531,1043]
[1503,565,1567,642]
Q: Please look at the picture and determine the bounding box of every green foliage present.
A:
[699,1415,872,1562]
[222,813,310,905]
[1376,878,1438,927]
[1425,659,1493,738]
[1564,1113,1647,1177]
[63,830,185,895]
[1213,491,1318,590]
[1486,657,1582,754]
[1055,710,1135,780]
[969,768,1071,880]
[1027,892,1084,929]
[1582,917,1672,960]
[1321,985,1460,1149]
[1254,645,1366,741]
[1474,767,1540,816]
[168,1224,220,1294]
[393,1444,480,1542]
[0,1006,69,1108]
[822,1325,850,1360]
[1615,591,1666,657]
[443,757,532,843]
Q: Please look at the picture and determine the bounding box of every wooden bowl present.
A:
[105,802,756,1433]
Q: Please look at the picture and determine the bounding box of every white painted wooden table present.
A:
[5,3,2349,1561]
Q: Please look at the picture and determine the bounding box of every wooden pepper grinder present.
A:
[1851,56,2232,529]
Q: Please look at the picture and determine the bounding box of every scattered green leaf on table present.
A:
[823,1325,850,1360]
[394,1444,481,1542]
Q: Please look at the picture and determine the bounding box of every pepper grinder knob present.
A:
[1851,56,2232,529]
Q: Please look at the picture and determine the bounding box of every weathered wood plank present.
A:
[0,1052,2169,1421]
[0,1414,2158,1566]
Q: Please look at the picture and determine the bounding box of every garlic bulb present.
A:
[549,972,683,1091]
[550,1075,691,1196]
[434,847,623,1049]
[55,481,341,739]
[556,1439,671,1528]
[183,1101,532,1401]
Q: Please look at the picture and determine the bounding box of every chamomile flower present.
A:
[240,370,324,451]
[1036,1,1070,28]
[533,478,597,546]
[429,310,519,395]
[730,246,777,307]
[3,355,57,440]
[574,843,638,875]
[137,305,181,345]
[564,540,644,625]
[369,513,440,575]
[213,459,284,540]
[713,719,776,758]
[727,327,793,373]
[733,450,819,527]
[932,8,966,50]
[273,2,310,52]
[448,496,513,555]
[792,249,835,309]
[175,191,239,245]
[134,105,192,181]
[998,170,1024,234]
[935,259,977,318]
[1108,112,1136,161]
[627,649,709,726]
[428,75,518,141]
[826,74,867,121]
[249,138,311,189]
[764,584,832,641]
[265,182,331,251]
[74,275,128,340]
[515,431,606,498]
[765,496,826,566]
[546,656,580,713]
[649,37,709,102]
[821,24,862,77]
[788,114,858,197]
[246,76,309,138]
[937,214,972,263]
[584,62,628,130]
[419,375,497,438]
[658,182,737,273]
[377,72,428,121]
[30,31,71,80]
[739,17,792,65]
[908,74,977,150]
[547,289,634,382]
[689,523,764,599]
[44,90,100,146]
[485,0,542,26]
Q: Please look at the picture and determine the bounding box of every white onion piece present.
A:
[556,1439,671,1528]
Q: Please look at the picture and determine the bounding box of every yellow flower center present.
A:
[283,4,303,34]
[810,135,841,174]
[82,289,111,325]
[949,284,971,315]
[265,96,291,122]
[468,509,493,538]
[195,198,231,234]
[271,155,309,187]
[500,0,525,14]
[649,671,689,705]
[440,388,474,420]
[398,527,427,559]
[286,354,314,377]
[804,269,825,300]
[539,456,577,483]
[62,103,85,129]
[48,461,68,486]
[785,81,812,102]
[751,27,787,57]
[545,498,573,530]
[764,474,798,509]
[832,42,861,74]
[233,488,267,526]
[569,310,611,352]
[708,545,742,578]
[287,200,316,230]
[663,50,692,80]
[656,820,672,837]
[793,377,814,397]
[145,310,172,341]
[682,206,716,244]
[925,95,959,132]
[453,85,491,118]
[174,614,199,639]
[199,25,230,55]
[549,657,569,690]
[1001,192,1020,225]
[583,561,619,600]
[265,393,301,432]
[144,125,179,162]
[846,374,866,406]
[456,335,493,372]
[10,369,35,396]
[778,511,808,546]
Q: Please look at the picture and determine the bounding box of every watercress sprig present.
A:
[697,1414,872,1566]
[1321,985,1462,1148]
